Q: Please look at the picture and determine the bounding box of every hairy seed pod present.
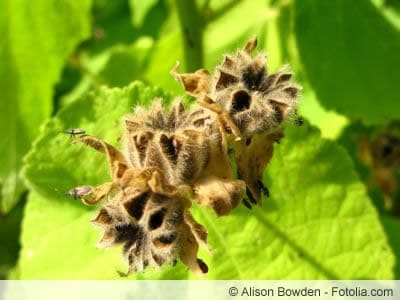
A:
[172,37,302,206]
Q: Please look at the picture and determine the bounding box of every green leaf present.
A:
[0,199,25,279]
[371,0,400,31]
[20,82,393,279]
[204,0,273,69]
[299,84,348,140]
[295,0,400,125]
[0,0,92,213]
[129,0,159,27]
[200,124,393,279]
[382,216,400,279]
[98,37,154,87]
[144,31,185,94]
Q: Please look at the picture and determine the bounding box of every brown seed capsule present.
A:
[89,168,209,275]
[121,98,246,216]
[172,37,301,206]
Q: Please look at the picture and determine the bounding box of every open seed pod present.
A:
[172,36,301,138]
[172,37,302,206]
[73,134,209,274]
[122,98,219,185]
[122,98,246,215]
[91,167,209,275]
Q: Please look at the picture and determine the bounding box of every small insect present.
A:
[66,185,92,200]
[64,128,86,138]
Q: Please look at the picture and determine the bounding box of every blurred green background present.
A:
[0,0,399,279]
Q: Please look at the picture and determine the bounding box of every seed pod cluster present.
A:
[70,37,301,276]
[172,36,301,205]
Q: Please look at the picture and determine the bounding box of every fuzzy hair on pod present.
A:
[172,37,302,207]
[172,36,301,138]
[122,98,234,186]
[121,98,245,215]
[73,133,210,275]
[90,168,209,275]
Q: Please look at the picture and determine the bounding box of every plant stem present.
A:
[175,0,204,72]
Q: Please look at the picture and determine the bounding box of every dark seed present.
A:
[257,180,270,197]
[115,223,140,243]
[231,90,251,113]
[243,199,252,210]
[149,208,167,230]
[160,134,179,163]
[157,232,177,245]
[242,66,265,90]
[124,192,149,220]
[197,258,208,274]
[246,187,257,204]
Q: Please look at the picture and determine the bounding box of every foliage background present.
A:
[0,0,399,279]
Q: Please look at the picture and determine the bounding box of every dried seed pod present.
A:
[91,168,209,275]
[72,133,209,274]
[71,136,208,272]
[172,37,301,138]
[234,130,284,206]
[122,98,213,185]
[172,36,302,206]
[371,134,400,170]
[122,98,246,215]
[359,132,400,211]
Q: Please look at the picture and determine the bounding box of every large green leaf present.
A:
[295,0,400,125]
[19,82,393,279]
[299,83,348,140]
[0,0,92,213]
[204,0,272,69]
[129,0,159,27]
[0,199,25,279]
[382,216,400,278]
